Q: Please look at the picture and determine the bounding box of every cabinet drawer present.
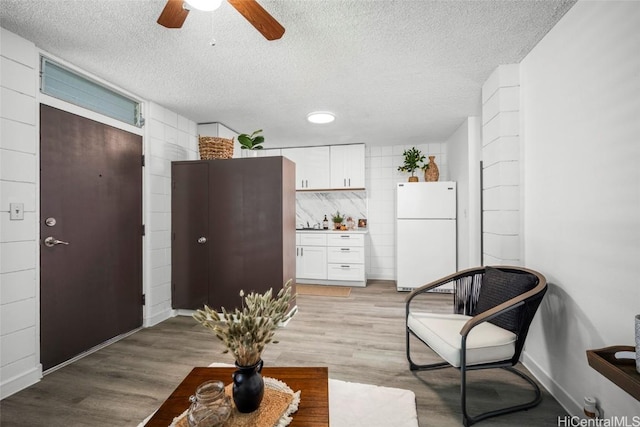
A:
[327,263,365,281]
[327,233,364,247]
[300,233,327,246]
[327,246,364,264]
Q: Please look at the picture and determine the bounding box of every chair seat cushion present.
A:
[407,312,516,367]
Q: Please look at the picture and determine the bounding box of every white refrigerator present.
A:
[396,182,457,292]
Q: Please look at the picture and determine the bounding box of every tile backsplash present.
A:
[296,191,367,228]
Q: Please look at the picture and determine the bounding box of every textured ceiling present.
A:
[0,0,576,147]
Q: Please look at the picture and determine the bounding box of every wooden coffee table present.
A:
[144,366,329,427]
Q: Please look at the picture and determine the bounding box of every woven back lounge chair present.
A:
[405,266,547,426]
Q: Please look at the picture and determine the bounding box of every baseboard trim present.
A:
[144,308,172,327]
[1,365,42,400]
[296,279,366,287]
[521,351,581,417]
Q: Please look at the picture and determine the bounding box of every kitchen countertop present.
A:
[296,228,369,234]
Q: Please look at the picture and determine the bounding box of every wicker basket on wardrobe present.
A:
[198,136,234,159]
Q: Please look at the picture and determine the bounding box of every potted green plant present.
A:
[331,211,345,230]
[397,147,426,182]
[238,129,265,157]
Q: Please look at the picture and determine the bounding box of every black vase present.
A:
[232,359,264,413]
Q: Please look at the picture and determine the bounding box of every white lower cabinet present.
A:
[327,263,365,281]
[296,232,366,286]
[296,234,327,280]
[327,246,364,264]
[327,234,365,283]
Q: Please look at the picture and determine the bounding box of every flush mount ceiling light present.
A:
[307,111,335,124]
[184,0,223,12]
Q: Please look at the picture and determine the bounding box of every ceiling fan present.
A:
[157,0,285,41]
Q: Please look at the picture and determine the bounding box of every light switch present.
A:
[9,203,24,220]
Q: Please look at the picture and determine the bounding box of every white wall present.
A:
[366,143,448,280]
[481,65,522,265]
[519,1,640,417]
[0,27,198,397]
[0,28,41,398]
[448,117,482,269]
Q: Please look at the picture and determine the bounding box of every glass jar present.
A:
[346,217,355,230]
[187,380,232,427]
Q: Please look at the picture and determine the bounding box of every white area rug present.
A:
[140,363,419,427]
[329,378,418,427]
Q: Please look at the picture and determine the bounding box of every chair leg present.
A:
[406,328,449,371]
[461,366,543,426]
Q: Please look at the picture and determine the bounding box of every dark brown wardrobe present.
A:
[171,156,296,311]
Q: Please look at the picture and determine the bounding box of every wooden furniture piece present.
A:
[587,345,640,401]
[171,157,296,311]
[144,366,330,427]
[406,266,547,427]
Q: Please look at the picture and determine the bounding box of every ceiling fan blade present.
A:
[227,0,285,41]
[157,0,190,28]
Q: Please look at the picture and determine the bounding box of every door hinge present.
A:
[142,224,146,236]
[141,155,145,167]
[142,294,146,305]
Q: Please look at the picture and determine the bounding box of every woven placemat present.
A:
[170,377,300,427]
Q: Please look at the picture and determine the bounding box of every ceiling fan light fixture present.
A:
[307,111,335,124]
[184,0,223,12]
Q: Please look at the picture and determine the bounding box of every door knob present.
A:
[44,237,70,247]
[197,237,207,244]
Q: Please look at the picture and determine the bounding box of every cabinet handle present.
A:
[296,247,299,256]
[301,247,304,256]
[344,178,346,187]
[340,235,350,238]
[340,248,350,251]
[306,179,309,188]
[340,265,350,268]
[348,178,351,187]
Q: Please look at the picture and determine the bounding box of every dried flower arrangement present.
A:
[193,280,295,367]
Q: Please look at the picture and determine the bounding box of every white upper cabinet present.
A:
[255,148,282,157]
[330,144,365,189]
[281,146,330,190]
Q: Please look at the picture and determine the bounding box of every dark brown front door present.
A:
[40,104,143,371]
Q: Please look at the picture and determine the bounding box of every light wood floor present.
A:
[0,281,566,426]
